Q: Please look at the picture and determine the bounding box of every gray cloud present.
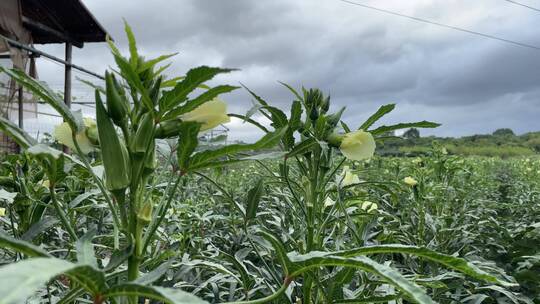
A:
[27,0,540,141]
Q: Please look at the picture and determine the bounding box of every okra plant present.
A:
[0,23,284,303]
[226,87,519,303]
[0,23,522,304]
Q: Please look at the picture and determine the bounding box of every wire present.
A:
[502,0,540,12]
[337,0,540,51]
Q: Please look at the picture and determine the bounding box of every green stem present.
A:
[127,184,140,304]
[141,173,183,252]
[71,133,122,231]
[49,186,77,241]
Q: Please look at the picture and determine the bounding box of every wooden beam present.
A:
[22,16,83,48]
[1,34,104,80]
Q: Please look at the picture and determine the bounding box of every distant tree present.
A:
[403,128,420,139]
[493,128,515,136]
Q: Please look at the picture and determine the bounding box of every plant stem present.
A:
[141,173,183,252]
[71,134,122,231]
[49,186,77,241]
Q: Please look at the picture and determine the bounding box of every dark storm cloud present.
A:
[30,0,540,140]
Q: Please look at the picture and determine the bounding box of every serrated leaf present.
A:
[188,128,286,171]
[358,104,395,131]
[161,66,235,111]
[76,229,98,268]
[370,121,441,135]
[333,244,516,287]
[177,121,201,171]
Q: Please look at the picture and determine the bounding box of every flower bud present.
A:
[137,201,153,223]
[403,176,418,186]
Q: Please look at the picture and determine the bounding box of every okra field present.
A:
[0,25,539,304]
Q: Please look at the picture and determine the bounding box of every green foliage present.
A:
[0,22,536,304]
[380,130,540,157]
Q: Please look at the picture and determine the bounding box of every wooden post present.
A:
[18,86,23,129]
[63,42,72,153]
[16,86,23,154]
[64,42,72,108]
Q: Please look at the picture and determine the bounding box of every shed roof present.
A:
[21,0,108,46]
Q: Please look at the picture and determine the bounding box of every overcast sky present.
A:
[29,0,540,141]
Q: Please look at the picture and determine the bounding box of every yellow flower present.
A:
[361,201,378,213]
[337,166,360,186]
[403,176,418,186]
[54,118,97,154]
[0,207,5,216]
[41,180,50,188]
[339,130,376,161]
[181,98,230,131]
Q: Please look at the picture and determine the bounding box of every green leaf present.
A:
[245,179,264,222]
[358,104,395,131]
[104,243,134,272]
[287,252,435,304]
[279,81,303,102]
[0,258,77,304]
[0,67,83,132]
[287,138,319,158]
[182,260,240,282]
[103,283,207,303]
[0,258,106,304]
[139,53,178,73]
[220,250,255,290]
[228,113,270,133]
[76,229,98,268]
[177,121,201,171]
[107,41,153,112]
[161,66,236,111]
[261,105,288,129]
[21,217,59,241]
[370,121,441,135]
[163,85,239,120]
[0,232,50,257]
[188,128,286,171]
[333,244,516,287]
[0,115,37,149]
[0,188,17,204]
[26,144,63,161]
[257,230,293,276]
[135,260,173,285]
[124,20,139,68]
